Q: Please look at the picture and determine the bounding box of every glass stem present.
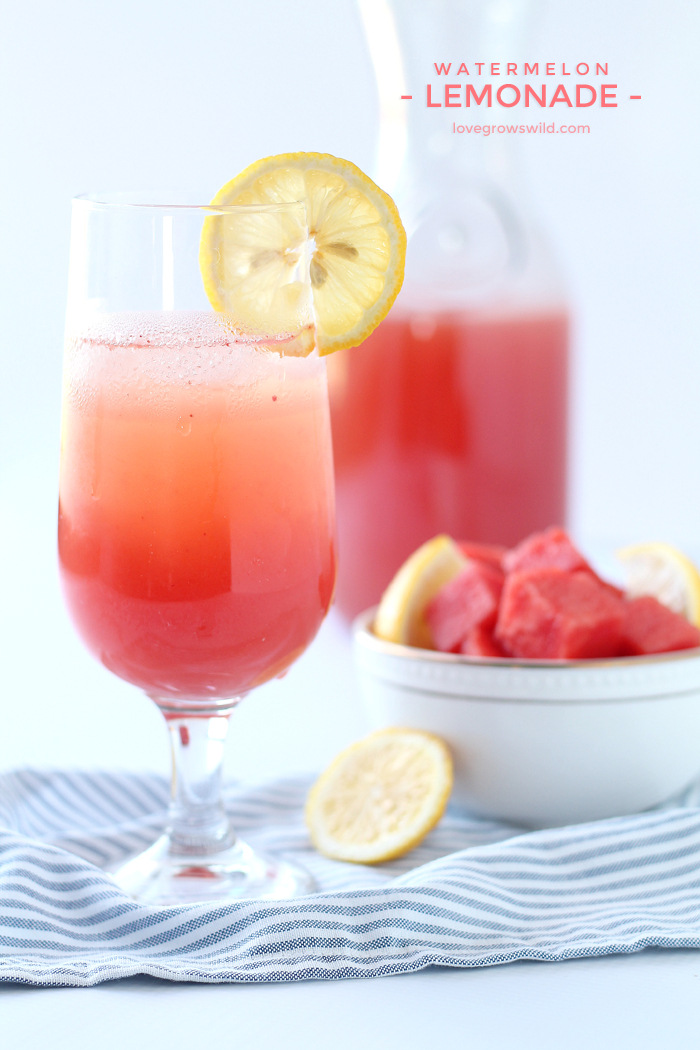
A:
[163,711,236,856]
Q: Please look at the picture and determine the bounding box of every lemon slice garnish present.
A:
[616,542,700,626]
[374,535,467,649]
[306,728,453,864]
[200,152,406,355]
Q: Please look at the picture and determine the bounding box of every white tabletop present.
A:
[3,465,700,1046]
[3,950,700,1049]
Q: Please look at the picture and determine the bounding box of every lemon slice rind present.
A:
[616,542,700,626]
[374,535,467,649]
[306,728,453,864]
[200,153,406,355]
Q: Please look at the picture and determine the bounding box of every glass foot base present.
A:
[111,834,315,906]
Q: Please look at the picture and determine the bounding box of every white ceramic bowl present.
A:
[353,609,700,827]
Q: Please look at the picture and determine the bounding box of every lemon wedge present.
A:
[374,535,467,649]
[200,152,406,355]
[306,728,453,864]
[616,542,700,626]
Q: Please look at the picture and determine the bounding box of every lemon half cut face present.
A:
[616,542,700,626]
[199,153,406,355]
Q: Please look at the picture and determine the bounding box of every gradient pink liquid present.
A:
[59,315,336,700]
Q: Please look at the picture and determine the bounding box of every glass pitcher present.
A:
[329,0,569,619]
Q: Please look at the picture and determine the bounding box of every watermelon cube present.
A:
[459,624,506,658]
[495,568,625,660]
[620,596,700,655]
[457,542,508,572]
[426,560,504,652]
[503,527,591,576]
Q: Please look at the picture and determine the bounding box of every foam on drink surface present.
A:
[63,311,322,419]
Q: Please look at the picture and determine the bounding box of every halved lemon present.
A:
[200,153,406,354]
[306,728,453,864]
[374,535,467,649]
[616,542,700,626]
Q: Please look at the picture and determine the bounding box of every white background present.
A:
[1,0,699,780]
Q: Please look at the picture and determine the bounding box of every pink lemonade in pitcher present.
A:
[340,0,571,621]
[329,309,568,619]
[59,313,336,701]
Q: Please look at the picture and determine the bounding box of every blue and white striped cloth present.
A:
[2,769,700,987]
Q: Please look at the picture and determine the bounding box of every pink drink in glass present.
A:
[59,313,336,701]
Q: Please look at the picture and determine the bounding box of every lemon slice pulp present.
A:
[200,152,406,355]
[616,542,700,626]
[306,728,453,864]
[374,535,467,649]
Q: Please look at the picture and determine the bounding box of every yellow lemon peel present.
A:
[374,535,467,649]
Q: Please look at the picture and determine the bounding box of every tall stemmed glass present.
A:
[59,193,336,904]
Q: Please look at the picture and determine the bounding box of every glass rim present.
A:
[73,191,306,214]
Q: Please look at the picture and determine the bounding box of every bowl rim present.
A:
[352,607,700,670]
